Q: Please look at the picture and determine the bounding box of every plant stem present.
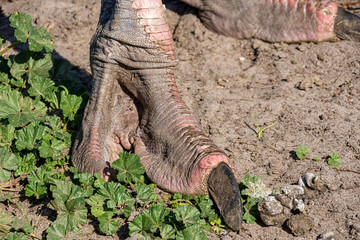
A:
[14,200,31,224]
[0,187,21,192]
[253,115,260,134]
[258,120,278,141]
[0,41,20,56]
[170,199,194,207]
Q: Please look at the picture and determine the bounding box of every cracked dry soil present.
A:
[1,0,360,239]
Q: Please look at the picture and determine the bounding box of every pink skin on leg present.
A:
[315,1,339,40]
[190,154,233,194]
[129,0,232,195]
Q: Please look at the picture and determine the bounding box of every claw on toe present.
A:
[334,7,360,41]
[207,162,242,231]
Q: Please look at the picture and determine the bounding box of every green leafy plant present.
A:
[112,151,146,184]
[0,147,18,182]
[0,200,41,239]
[0,12,86,239]
[296,145,309,160]
[240,174,271,224]
[0,11,271,239]
[327,153,341,167]
[253,115,278,141]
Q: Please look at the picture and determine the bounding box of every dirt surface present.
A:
[1,0,360,239]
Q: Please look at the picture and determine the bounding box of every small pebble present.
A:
[317,53,326,61]
[286,214,314,236]
[317,231,336,240]
[281,185,304,198]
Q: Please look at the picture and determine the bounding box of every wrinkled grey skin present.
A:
[72,0,360,231]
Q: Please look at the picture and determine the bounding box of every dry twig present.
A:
[0,174,28,190]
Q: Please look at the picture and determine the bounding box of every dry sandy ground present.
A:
[0,0,360,239]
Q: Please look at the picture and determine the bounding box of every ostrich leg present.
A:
[72,0,242,231]
[181,0,360,42]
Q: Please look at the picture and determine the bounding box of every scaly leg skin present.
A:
[72,0,242,231]
[182,0,360,42]
[72,64,139,180]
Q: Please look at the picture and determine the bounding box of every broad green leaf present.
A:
[98,182,126,202]
[0,90,47,127]
[209,217,226,231]
[9,12,32,43]
[160,224,175,239]
[76,172,94,186]
[9,12,54,52]
[87,194,106,217]
[144,205,169,232]
[15,153,36,176]
[112,152,145,184]
[45,91,59,109]
[98,182,134,217]
[28,77,56,99]
[242,199,257,224]
[45,115,62,131]
[10,78,25,88]
[175,224,207,240]
[10,52,52,82]
[74,172,95,196]
[94,172,106,188]
[0,124,15,147]
[197,197,218,222]
[39,135,68,159]
[98,212,119,235]
[25,167,50,198]
[296,145,309,160]
[0,72,9,84]
[27,52,53,81]
[28,26,54,52]
[241,174,271,201]
[0,83,11,94]
[15,121,49,150]
[68,166,78,175]
[9,61,26,81]
[56,206,88,231]
[25,181,48,199]
[173,193,182,200]
[0,168,11,183]
[51,179,87,204]
[0,193,13,202]
[0,147,18,182]
[5,232,28,240]
[60,91,82,121]
[328,153,341,167]
[52,172,66,180]
[243,211,256,224]
[11,216,34,234]
[27,167,51,185]
[0,209,13,234]
[46,220,67,240]
[49,180,88,234]
[175,205,201,227]
[129,213,152,237]
[135,183,157,203]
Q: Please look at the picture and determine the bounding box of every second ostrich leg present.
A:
[181,0,360,42]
